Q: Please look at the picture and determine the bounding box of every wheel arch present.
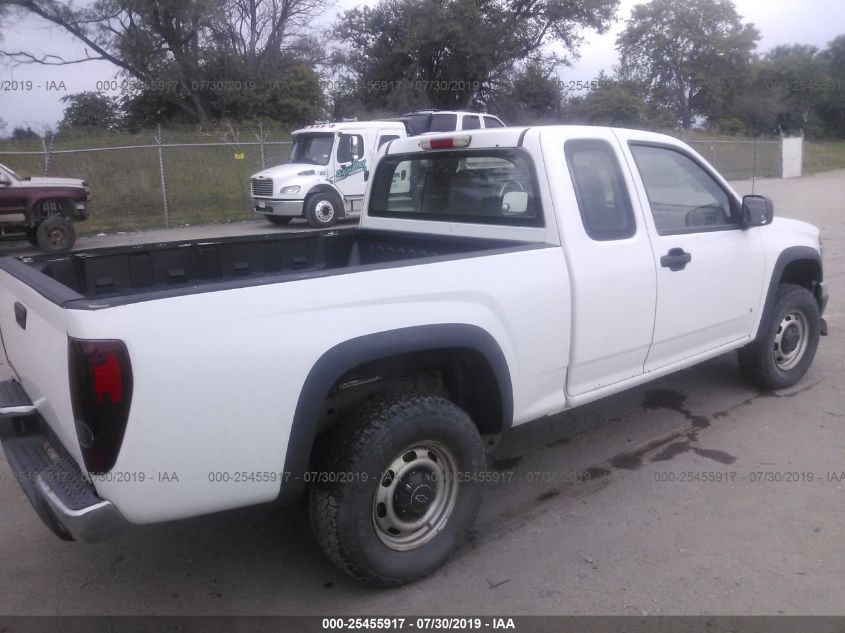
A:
[278,324,513,503]
[756,246,823,337]
[305,184,344,211]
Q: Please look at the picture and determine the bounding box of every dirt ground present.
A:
[0,170,842,616]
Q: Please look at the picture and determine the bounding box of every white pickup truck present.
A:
[0,126,828,587]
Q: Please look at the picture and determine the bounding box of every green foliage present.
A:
[11,126,40,140]
[616,0,759,128]
[59,92,123,131]
[334,0,619,113]
[489,62,564,124]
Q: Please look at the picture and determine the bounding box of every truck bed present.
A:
[0,228,540,308]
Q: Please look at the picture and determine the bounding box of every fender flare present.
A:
[756,245,823,337]
[277,323,513,503]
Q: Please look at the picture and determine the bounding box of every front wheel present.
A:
[309,395,485,587]
[36,217,76,252]
[305,194,339,228]
[738,283,821,390]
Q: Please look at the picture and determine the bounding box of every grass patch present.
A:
[803,141,845,175]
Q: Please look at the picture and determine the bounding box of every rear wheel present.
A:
[266,215,293,226]
[738,283,821,390]
[309,395,485,586]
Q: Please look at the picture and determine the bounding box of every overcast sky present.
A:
[1,0,844,134]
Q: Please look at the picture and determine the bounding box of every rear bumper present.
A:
[0,398,127,543]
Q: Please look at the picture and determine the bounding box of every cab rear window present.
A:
[369,149,543,227]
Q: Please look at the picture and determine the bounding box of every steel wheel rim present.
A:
[46,226,67,248]
[314,200,334,223]
[372,440,459,551]
[774,309,809,371]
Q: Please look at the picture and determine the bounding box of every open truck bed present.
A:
[0,228,531,308]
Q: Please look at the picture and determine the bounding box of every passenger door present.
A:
[543,129,657,396]
[331,131,368,203]
[621,138,766,371]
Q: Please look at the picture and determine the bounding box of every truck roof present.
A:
[383,125,687,155]
[292,120,407,135]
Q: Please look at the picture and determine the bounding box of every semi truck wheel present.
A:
[266,215,293,226]
[305,194,339,228]
[737,283,820,390]
[36,217,76,252]
[309,395,485,586]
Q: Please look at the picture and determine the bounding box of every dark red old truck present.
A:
[0,162,89,251]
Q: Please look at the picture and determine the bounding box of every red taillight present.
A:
[429,138,454,149]
[93,352,123,404]
[419,134,472,150]
[69,339,133,474]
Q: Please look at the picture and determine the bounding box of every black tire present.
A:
[266,215,293,226]
[36,217,76,252]
[309,395,485,587]
[25,227,39,247]
[737,283,821,390]
[305,193,339,228]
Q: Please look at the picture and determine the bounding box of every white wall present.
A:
[782,136,803,179]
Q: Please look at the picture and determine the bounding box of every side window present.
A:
[337,134,365,163]
[462,115,481,130]
[483,116,504,128]
[629,144,736,234]
[377,134,400,149]
[564,139,636,241]
[430,113,457,132]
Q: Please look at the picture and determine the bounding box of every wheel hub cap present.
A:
[315,200,334,223]
[393,469,436,519]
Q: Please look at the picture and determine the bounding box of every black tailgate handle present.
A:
[14,302,26,330]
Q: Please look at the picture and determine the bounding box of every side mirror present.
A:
[0,174,11,186]
[501,191,529,214]
[741,194,774,227]
[364,170,370,182]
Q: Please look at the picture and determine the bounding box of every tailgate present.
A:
[0,269,82,466]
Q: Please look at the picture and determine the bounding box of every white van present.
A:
[250,121,407,227]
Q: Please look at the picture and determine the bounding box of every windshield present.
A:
[0,163,22,180]
[369,149,542,226]
[289,133,334,166]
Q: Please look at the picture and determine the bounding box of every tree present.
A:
[59,92,123,131]
[616,0,759,128]
[1,0,327,125]
[334,0,620,112]
[488,61,564,124]
[11,126,39,140]
[738,45,829,136]
[817,34,845,137]
[561,73,677,129]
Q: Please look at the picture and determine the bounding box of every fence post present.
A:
[42,133,55,176]
[258,122,266,170]
[751,138,758,194]
[735,137,740,180]
[155,124,171,228]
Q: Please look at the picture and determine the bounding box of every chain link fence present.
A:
[0,125,292,234]
[0,126,785,235]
